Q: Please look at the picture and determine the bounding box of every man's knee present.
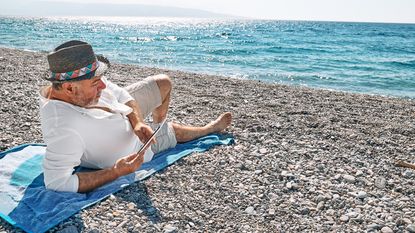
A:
[154,74,172,97]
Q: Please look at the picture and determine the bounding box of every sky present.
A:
[2,0,415,23]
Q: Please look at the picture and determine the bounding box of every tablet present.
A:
[137,118,167,154]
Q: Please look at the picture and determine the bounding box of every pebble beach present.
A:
[1,47,415,232]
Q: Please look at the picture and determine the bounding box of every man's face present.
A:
[71,75,106,107]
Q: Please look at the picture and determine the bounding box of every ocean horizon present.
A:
[1,16,414,99]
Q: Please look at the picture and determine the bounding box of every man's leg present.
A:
[152,74,172,123]
[172,112,232,143]
[125,74,172,122]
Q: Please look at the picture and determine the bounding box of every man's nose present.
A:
[98,79,106,90]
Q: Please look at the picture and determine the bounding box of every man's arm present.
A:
[125,100,144,128]
[43,128,84,192]
[76,167,119,193]
[104,79,155,144]
[76,150,146,193]
[104,79,144,127]
[125,100,155,144]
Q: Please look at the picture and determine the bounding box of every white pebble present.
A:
[127,203,136,210]
[357,191,367,199]
[380,226,393,233]
[340,215,349,222]
[259,148,267,154]
[163,224,177,233]
[245,206,256,215]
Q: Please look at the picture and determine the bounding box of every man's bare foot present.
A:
[207,112,232,133]
[171,112,232,142]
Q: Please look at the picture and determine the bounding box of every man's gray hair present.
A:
[51,82,63,90]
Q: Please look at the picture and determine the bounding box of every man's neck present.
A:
[47,86,74,105]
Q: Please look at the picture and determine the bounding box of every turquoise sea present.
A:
[1,16,414,98]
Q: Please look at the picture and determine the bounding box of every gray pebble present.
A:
[301,207,310,215]
[403,170,413,178]
[286,181,298,190]
[254,169,263,174]
[355,170,364,176]
[317,164,325,171]
[408,225,415,233]
[57,226,78,233]
[317,201,325,210]
[367,223,382,230]
[357,191,367,199]
[380,226,393,233]
[375,177,387,189]
[291,183,299,189]
[281,171,294,177]
[343,174,356,183]
[332,194,340,200]
[346,212,358,218]
[396,217,412,226]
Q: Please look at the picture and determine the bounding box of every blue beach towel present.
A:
[0,134,234,233]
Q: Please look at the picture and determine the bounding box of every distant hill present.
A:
[1,1,237,18]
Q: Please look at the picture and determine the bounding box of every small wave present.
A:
[118,36,153,43]
[385,60,415,69]
[311,74,335,80]
[229,73,249,80]
[161,36,178,41]
[23,48,37,52]
[282,29,295,32]
[369,46,415,55]
[208,48,254,56]
[265,46,330,54]
[367,31,410,39]
[264,46,283,53]
[230,40,256,45]
[215,32,231,39]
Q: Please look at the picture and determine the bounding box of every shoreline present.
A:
[1,47,415,232]
[0,45,413,101]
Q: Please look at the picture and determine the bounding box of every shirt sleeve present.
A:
[103,77,134,104]
[42,128,85,192]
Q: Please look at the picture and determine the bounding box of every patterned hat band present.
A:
[50,61,99,81]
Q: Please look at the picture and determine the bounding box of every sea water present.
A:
[0,16,414,98]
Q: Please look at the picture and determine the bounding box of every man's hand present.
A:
[113,139,153,177]
[124,100,156,144]
[133,122,156,144]
[113,151,145,177]
[77,145,151,193]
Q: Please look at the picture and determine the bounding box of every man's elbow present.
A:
[44,181,71,192]
[44,174,79,193]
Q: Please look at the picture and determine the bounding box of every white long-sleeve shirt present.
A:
[39,78,154,192]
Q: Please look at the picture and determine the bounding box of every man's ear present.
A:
[61,82,75,94]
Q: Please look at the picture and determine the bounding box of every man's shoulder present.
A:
[40,101,86,143]
[41,99,83,113]
[40,100,85,128]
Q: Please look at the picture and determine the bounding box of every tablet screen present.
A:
[137,118,167,154]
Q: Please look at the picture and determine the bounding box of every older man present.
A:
[40,40,232,193]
